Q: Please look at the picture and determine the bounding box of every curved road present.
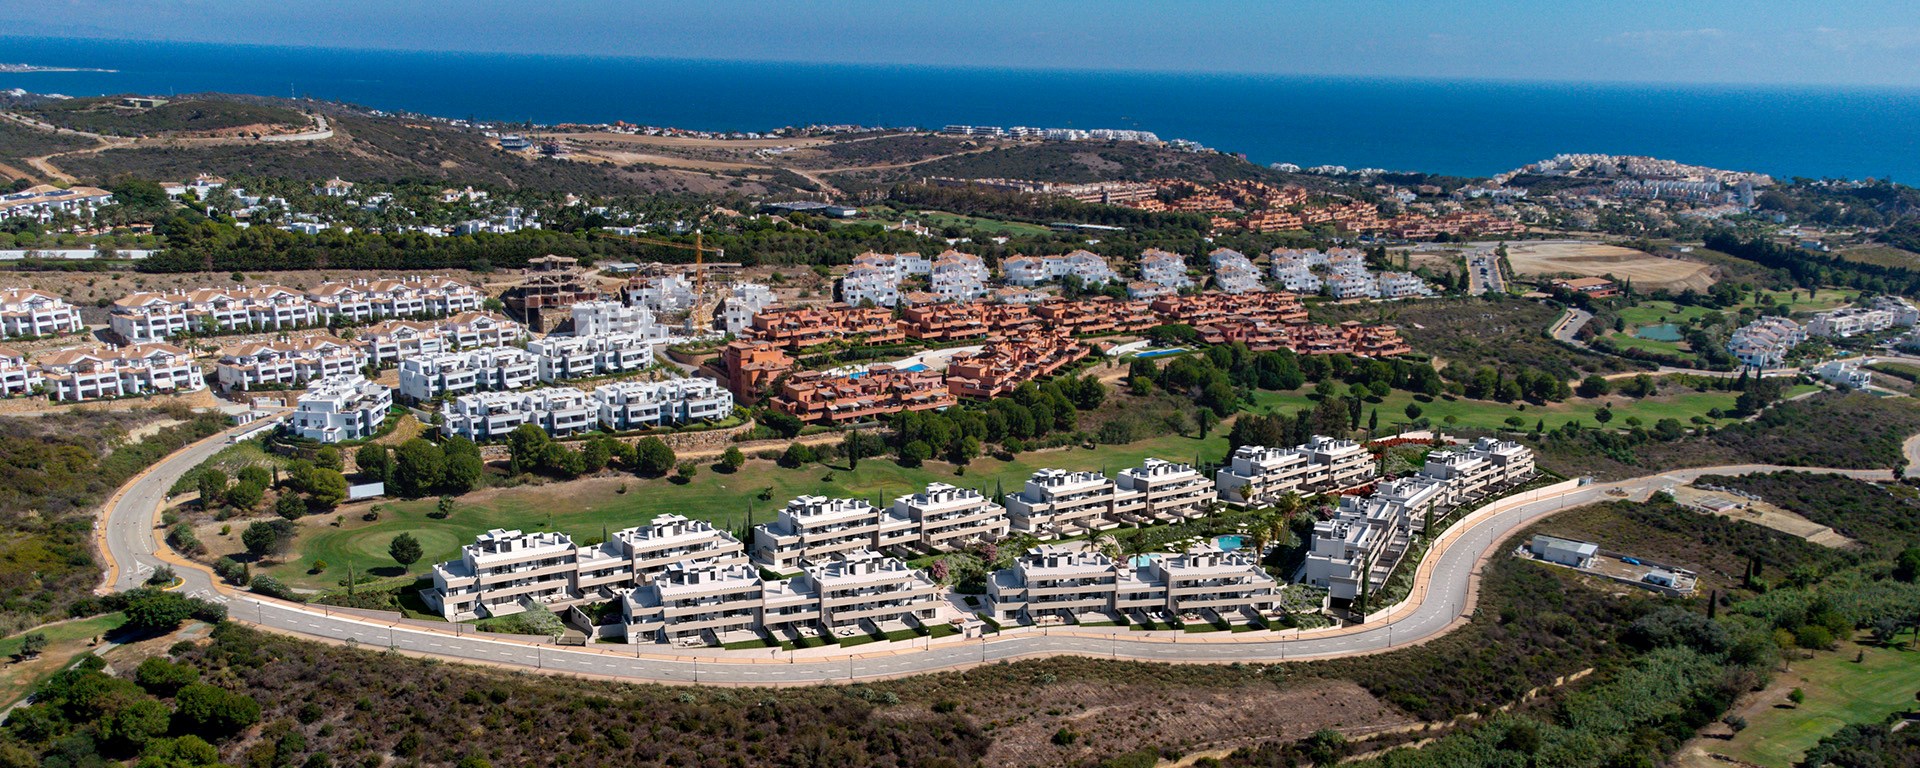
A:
[99,421,1891,685]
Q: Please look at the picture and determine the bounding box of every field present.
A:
[18,96,310,137]
[1835,244,1920,270]
[1246,380,1816,434]
[248,430,1228,592]
[1506,241,1717,291]
[1706,641,1920,767]
[0,612,124,707]
[898,210,1057,237]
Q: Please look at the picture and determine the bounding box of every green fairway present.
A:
[263,430,1228,592]
[1247,381,1816,434]
[1720,640,1920,767]
[0,613,126,707]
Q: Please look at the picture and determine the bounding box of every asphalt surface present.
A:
[101,421,1894,685]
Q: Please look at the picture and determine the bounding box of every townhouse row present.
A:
[109,276,483,342]
[440,377,734,441]
[750,483,1009,571]
[1303,438,1536,602]
[1213,436,1376,506]
[0,288,86,339]
[986,543,1279,626]
[290,374,394,443]
[34,343,206,402]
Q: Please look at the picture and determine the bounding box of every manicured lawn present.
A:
[262,430,1228,591]
[907,211,1056,238]
[0,613,126,707]
[1604,331,1694,360]
[1720,640,1920,767]
[1246,382,1800,434]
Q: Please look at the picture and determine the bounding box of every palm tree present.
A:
[1091,533,1122,564]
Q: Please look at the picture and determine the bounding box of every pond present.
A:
[1633,323,1684,342]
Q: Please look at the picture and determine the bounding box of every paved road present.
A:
[99,423,1893,684]
[1549,308,1593,344]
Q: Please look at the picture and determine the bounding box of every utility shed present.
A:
[1530,535,1598,568]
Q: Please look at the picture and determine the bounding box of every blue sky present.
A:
[6,0,1920,86]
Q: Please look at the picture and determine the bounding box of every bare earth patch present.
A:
[1506,241,1717,292]
[956,678,1413,768]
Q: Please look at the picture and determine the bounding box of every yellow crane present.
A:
[606,230,725,329]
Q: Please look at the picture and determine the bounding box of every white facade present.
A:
[1813,360,1873,389]
[1005,469,1126,536]
[1138,249,1194,291]
[1208,248,1265,294]
[111,277,481,342]
[442,387,594,441]
[591,377,734,431]
[721,282,776,335]
[1808,297,1920,338]
[528,332,656,383]
[291,375,392,443]
[889,483,1009,552]
[569,300,668,339]
[1215,436,1375,506]
[0,346,43,396]
[36,343,206,402]
[0,288,85,338]
[930,250,990,302]
[1002,250,1118,287]
[1114,458,1217,524]
[751,495,915,572]
[397,346,538,402]
[215,334,367,390]
[987,543,1279,625]
[1727,317,1805,369]
[0,185,113,222]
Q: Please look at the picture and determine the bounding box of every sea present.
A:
[5,35,1920,182]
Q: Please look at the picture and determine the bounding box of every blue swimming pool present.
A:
[1216,535,1249,551]
[1129,555,1158,568]
[1134,348,1188,359]
[849,362,929,379]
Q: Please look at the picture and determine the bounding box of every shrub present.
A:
[172,684,261,739]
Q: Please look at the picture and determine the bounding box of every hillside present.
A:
[16,94,310,137]
[838,140,1310,186]
[52,114,805,196]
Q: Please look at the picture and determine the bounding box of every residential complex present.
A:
[442,387,595,441]
[290,375,393,443]
[1194,319,1411,357]
[1727,317,1806,369]
[526,332,656,383]
[747,304,904,349]
[1001,250,1118,287]
[1214,436,1375,506]
[36,343,206,402]
[0,346,43,397]
[1138,249,1195,292]
[1113,459,1219,524]
[214,333,367,391]
[397,346,538,402]
[751,495,915,572]
[889,483,1010,552]
[1208,248,1266,294]
[1304,438,1535,603]
[0,184,114,222]
[592,378,734,431]
[945,329,1089,398]
[771,365,956,424]
[109,277,481,342]
[424,517,747,622]
[720,282,777,335]
[568,300,669,339]
[720,339,793,402]
[354,312,526,366]
[986,543,1279,626]
[0,288,85,338]
[622,549,940,645]
[1805,296,1920,338]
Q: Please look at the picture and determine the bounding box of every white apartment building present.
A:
[110,285,318,342]
[0,185,113,222]
[987,543,1279,625]
[721,282,776,335]
[303,276,483,322]
[1214,435,1375,506]
[592,377,734,431]
[396,346,538,402]
[1813,359,1873,389]
[1727,317,1805,369]
[36,343,206,402]
[930,250,990,302]
[622,548,938,644]
[1807,297,1920,338]
[1139,249,1194,291]
[290,375,392,443]
[1209,248,1265,294]
[629,274,697,314]
[353,313,524,367]
[808,549,941,632]
[442,387,594,440]
[1305,439,1534,602]
[889,483,1009,552]
[1272,265,1323,294]
[1005,469,1126,536]
[1325,271,1378,299]
[1002,250,1118,287]
[528,332,656,383]
[751,496,915,572]
[1376,272,1434,299]
[425,529,581,621]
[1114,458,1217,524]
[0,345,43,397]
[569,300,668,339]
[1127,281,1174,299]
[214,333,366,390]
[426,515,748,623]
[840,263,902,307]
[0,288,85,338]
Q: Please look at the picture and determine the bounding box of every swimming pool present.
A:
[1133,348,1188,359]
[849,362,929,379]
[1216,535,1249,551]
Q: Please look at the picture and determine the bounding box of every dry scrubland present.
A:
[1505,242,1717,292]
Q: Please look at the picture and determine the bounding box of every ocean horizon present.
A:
[4,35,1919,182]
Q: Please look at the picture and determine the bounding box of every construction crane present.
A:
[605,230,725,330]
